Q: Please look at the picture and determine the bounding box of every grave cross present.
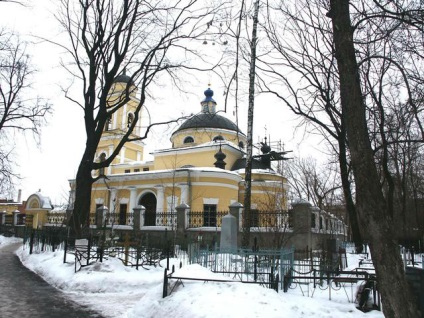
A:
[116,233,138,266]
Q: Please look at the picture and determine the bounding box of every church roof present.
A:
[231,158,272,171]
[174,112,244,134]
[173,87,245,136]
[25,191,54,210]
[113,74,135,85]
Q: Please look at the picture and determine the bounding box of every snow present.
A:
[0,235,22,245]
[0,236,384,318]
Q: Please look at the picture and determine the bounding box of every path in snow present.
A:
[0,242,104,318]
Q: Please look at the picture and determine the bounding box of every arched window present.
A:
[184,136,194,144]
[99,153,106,176]
[127,113,134,128]
[213,135,224,142]
[105,116,112,131]
[311,213,316,229]
[320,216,324,230]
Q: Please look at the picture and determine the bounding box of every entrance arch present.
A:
[139,192,157,226]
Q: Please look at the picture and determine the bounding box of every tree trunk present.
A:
[242,0,260,248]
[329,0,420,317]
[338,134,363,251]
[68,150,95,238]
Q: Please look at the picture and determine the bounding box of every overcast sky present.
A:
[1,0,324,204]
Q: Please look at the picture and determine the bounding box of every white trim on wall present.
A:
[203,198,219,205]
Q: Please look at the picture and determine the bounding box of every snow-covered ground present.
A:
[0,236,384,318]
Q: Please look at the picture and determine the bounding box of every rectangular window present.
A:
[143,167,149,171]
[288,209,294,228]
[250,209,259,227]
[134,169,140,172]
[203,204,217,227]
[119,204,127,225]
[124,169,130,173]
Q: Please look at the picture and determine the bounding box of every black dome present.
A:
[231,158,272,171]
[174,113,244,135]
[113,74,135,85]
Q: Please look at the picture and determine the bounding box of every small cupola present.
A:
[214,144,227,169]
[260,137,272,169]
[201,86,217,114]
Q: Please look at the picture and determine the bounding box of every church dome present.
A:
[175,112,243,133]
[113,73,135,85]
[173,87,244,135]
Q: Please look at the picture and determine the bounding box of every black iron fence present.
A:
[46,213,66,225]
[23,226,68,254]
[155,211,177,227]
[188,210,229,228]
[241,210,292,229]
[162,239,293,298]
[45,209,294,230]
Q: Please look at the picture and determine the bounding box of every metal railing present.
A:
[187,210,229,228]
[155,211,177,227]
[47,213,66,225]
[242,210,291,229]
[186,242,294,290]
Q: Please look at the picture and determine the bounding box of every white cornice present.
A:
[153,141,245,157]
[171,127,246,140]
[88,167,242,185]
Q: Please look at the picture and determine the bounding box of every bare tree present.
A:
[0,150,16,197]
[285,157,342,210]
[258,0,363,251]
[56,0,222,236]
[0,29,51,198]
[351,0,424,238]
[0,0,26,4]
[328,0,420,316]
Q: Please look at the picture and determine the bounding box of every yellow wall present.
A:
[172,129,246,149]
[0,204,21,214]
[153,147,242,171]
[90,170,242,213]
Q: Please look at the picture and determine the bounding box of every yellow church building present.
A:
[68,74,289,230]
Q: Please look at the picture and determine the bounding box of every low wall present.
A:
[405,267,424,318]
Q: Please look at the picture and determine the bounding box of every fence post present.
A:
[12,210,20,226]
[133,205,146,230]
[176,203,190,231]
[163,268,168,298]
[96,206,108,228]
[229,202,243,233]
[291,199,312,250]
[66,208,73,226]
[283,274,289,292]
[275,273,279,292]
[63,237,68,263]
[0,211,5,226]
[29,230,34,255]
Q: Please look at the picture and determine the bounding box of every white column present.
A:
[109,188,117,213]
[155,186,164,212]
[108,145,114,175]
[112,111,117,129]
[120,146,126,164]
[179,183,188,204]
[129,187,137,212]
[121,104,127,129]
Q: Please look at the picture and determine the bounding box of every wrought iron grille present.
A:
[187,244,294,289]
[155,211,177,227]
[241,210,291,229]
[188,210,229,228]
[47,212,66,225]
